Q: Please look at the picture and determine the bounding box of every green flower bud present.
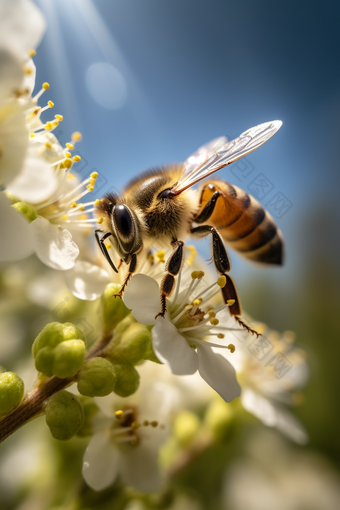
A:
[77,357,116,397]
[52,340,86,378]
[35,346,55,377]
[0,372,24,417]
[12,202,37,223]
[76,397,100,437]
[115,323,152,365]
[45,390,84,440]
[113,314,135,338]
[112,357,140,397]
[173,411,200,446]
[33,322,86,356]
[100,284,130,335]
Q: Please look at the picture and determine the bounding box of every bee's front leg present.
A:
[156,240,184,319]
[113,253,137,299]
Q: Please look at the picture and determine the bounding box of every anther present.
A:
[29,49,36,57]
[52,120,59,127]
[227,299,235,306]
[95,199,101,205]
[131,421,140,429]
[97,217,104,224]
[210,318,219,326]
[30,133,36,138]
[106,243,111,250]
[217,275,227,288]
[62,214,68,220]
[143,420,149,426]
[71,202,78,208]
[217,333,224,339]
[150,421,158,427]
[65,152,71,158]
[72,131,82,142]
[73,155,81,162]
[208,311,216,318]
[115,410,124,419]
[42,82,50,90]
[45,122,53,131]
[63,158,73,169]
[55,114,63,121]
[45,142,52,149]
[48,100,54,108]
[227,344,235,353]
[90,171,98,178]
[24,66,32,74]
[66,143,74,150]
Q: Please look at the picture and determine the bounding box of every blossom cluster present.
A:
[0,0,309,507]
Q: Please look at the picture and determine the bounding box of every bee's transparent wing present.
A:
[184,136,228,176]
[173,121,282,194]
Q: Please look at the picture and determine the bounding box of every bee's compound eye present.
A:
[159,188,174,199]
[113,204,133,240]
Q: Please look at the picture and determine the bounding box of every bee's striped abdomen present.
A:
[198,180,284,264]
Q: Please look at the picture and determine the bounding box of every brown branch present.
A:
[0,332,112,444]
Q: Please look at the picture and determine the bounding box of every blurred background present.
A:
[1,0,340,508]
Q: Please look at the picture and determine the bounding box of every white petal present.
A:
[7,144,57,203]
[0,101,28,188]
[0,193,34,261]
[242,389,308,444]
[65,261,110,300]
[123,274,160,325]
[82,432,120,491]
[30,217,79,270]
[21,57,36,95]
[152,318,198,375]
[0,0,46,60]
[0,49,23,98]
[120,443,163,492]
[197,343,241,402]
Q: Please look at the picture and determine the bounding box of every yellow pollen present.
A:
[131,421,140,429]
[79,204,85,211]
[115,410,124,419]
[67,173,74,179]
[65,152,71,158]
[106,243,111,250]
[97,217,104,224]
[30,133,36,138]
[210,318,219,326]
[42,82,50,90]
[186,245,197,265]
[191,270,205,280]
[48,100,54,108]
[217,275,227,288]
[87,185,94,192]
[52,120,59,127]
[192,298,202,306]
[64,158,73,169]
[130,437,138,445]
[61,214,68,220]
[71,202,78,208]
[217,333,224,339]
[156,250,165,261]
[80,214,88,220]
[143,420,149,426]
[45,142,52,149]
[66,143,74,150]
[45,122,53,131]
[227,343,236,353]
[89,179,96,186]
[95,199,101,205]
[28,49,36,57]
[150,421,158,428]
[90,171,98,179]
[73,155,81,162]
[33,107,41,115]
[208,311,216,318]
[24,66,32,75]
[55,114,63,121]
[71,131,82,142]
[227,299,235,307]
[148,254,154,262]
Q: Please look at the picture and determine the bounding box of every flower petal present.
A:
[197,342,241,402]
[120,442,163,492]
[152,318,198,375]
[30,217,79,270]
[82,432,120,491]
[123,274,160,325]
[65,260,110,300]
[0,49,23,99]
[7,144,58,203]
[0,0,46,60]
[0,193,34,261]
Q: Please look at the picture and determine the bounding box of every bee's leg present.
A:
[191,225,259,337]
[194,187,223,224]
[94,229,118,273]
[113,253,137,299]
[155,240,184,319]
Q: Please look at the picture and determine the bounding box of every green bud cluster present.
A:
[45,391,84,440]
[77,357,117,397]
[100,283,130,335]
[0,372,24,417]
[32,322,86,378]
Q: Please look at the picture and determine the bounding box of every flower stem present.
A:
[0,333,113,444]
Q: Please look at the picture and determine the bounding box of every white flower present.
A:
[123,270,241,403]
[218,324,308,443]
[82,362,179,492]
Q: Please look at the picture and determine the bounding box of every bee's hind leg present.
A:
[155,240,184,319]
[113,253,137,299]
[190,225,259,337]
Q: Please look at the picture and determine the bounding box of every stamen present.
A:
[66,143,74,150]
[28,49,36,57]
[55,114,63,121]
[72,131,82,142]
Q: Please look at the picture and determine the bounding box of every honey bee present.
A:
[95,120,284,335]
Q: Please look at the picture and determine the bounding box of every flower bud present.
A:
[76,397,100,437]
[173,411,200,446]
[0,372,24,417]
[100,284,130,335]
[52,340,86,378]
[115,323,152,365]
[111,357,140,397]
[12,202,37,223]
[77,357,117,397]
[113,314,135,337]
[34,346,55,377]
[45,390,84,440]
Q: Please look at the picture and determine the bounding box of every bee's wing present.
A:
[173,120,282,194]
